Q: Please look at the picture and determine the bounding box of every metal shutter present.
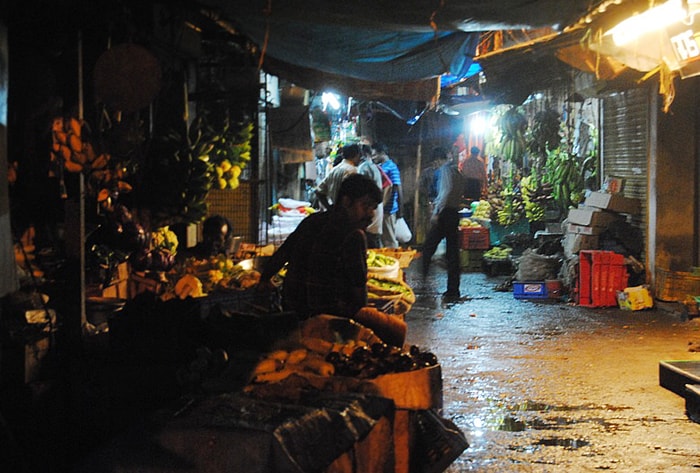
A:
[601,87,650,235]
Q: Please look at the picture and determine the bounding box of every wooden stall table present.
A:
[73,392,396,473]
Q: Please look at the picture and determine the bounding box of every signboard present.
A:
[667,12,700,77]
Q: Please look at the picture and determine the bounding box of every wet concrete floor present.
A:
[403,260,700,472]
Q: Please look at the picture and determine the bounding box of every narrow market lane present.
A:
[403,262,700,472]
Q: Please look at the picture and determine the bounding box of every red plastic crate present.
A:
[460,226,490,250]
[578,250,628,307]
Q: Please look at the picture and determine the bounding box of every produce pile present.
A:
[458,217,483,228]
[484,246,513,261]
[471,200,492,220]
[366,249,399,269]
[246,315,437,389]
[367,275,416,315]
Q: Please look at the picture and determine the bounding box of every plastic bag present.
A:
[395,217,412,243]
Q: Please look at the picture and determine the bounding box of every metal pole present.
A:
[413,119,424,245]
[78,31,87,333]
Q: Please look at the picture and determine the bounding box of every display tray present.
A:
[685,384,700,424]
[659,360,700,398]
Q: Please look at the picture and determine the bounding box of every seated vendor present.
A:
[180,215,234,261]
[260,173,407,347]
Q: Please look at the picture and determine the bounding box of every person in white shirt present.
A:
[315,144,361,210]
[357,143,384,248]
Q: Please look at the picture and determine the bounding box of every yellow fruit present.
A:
[230,165,241,178]
[69,134,82,153]
[51,117,64,133]
[71,151,87,165]
[286,349,308,365]
[117,181,133,192]
[84,142,96,162]
[220,159,232,172]
[60,144,72,161]
[215,166,223,178]
[91,153,109,170]
[252,358,282,375]
[63,159,83,173]
[54,130,68,145]
[218,178,227,189]
[227,177,239,189]
[97,188,110,202]
[68,118,81,137]
[174,274,204,299]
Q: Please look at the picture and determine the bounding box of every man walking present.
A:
[421,147,465,302]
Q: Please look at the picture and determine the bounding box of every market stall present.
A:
[74,242,466,472]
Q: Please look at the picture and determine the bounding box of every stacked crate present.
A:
[459,226,489,271]
[578,250,628,307]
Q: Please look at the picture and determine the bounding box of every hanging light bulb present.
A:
[606,0,688,46]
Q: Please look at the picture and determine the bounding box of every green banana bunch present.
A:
[520,175,546,222]
[543,146,584,214]
[498,107,528,166]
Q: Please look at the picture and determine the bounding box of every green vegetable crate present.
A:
[460,249,484,272]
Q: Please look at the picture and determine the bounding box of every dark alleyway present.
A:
[404,260,700,472]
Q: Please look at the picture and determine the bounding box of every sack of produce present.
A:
[367,275,416,305]
[366,250,400,279]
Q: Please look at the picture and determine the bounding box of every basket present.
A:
[655,267,700,302]
[369,248,417,268]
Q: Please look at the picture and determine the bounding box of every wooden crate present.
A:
[370,364,442,410]
[655,267,700,302]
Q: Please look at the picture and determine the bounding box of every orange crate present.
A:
[459,226,490,250]
[578,250,628,307]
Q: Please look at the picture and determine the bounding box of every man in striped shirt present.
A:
[372,142,403,248]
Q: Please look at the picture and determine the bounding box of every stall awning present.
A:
[199,0,604,100]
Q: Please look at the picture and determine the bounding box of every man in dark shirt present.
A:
[260,173,406,346]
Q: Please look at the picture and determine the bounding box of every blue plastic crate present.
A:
[513,281,548,299]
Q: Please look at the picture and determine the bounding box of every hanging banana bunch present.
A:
[498,107,527,167]
[496,187,524,226]
[526,108,561,177]
[50,116,111,175]
[543,147,584,214]
[520,174,549,222]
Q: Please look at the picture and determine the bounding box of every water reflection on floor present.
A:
[402,260,700,472]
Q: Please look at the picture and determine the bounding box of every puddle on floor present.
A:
[534,437,590,449]
[465,399,630,435]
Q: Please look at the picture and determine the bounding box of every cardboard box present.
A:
[617,285,654,311]
[563,232,599,257]
[584,191,641,215]
[566,222,603,236]
[567,207,623,227]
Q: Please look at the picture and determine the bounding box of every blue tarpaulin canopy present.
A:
[201,0,599,100]
[231,14,480,84]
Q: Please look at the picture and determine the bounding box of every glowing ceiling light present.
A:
[470,115,487,136]
[606,0,688,46]
[321,92,341,111]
